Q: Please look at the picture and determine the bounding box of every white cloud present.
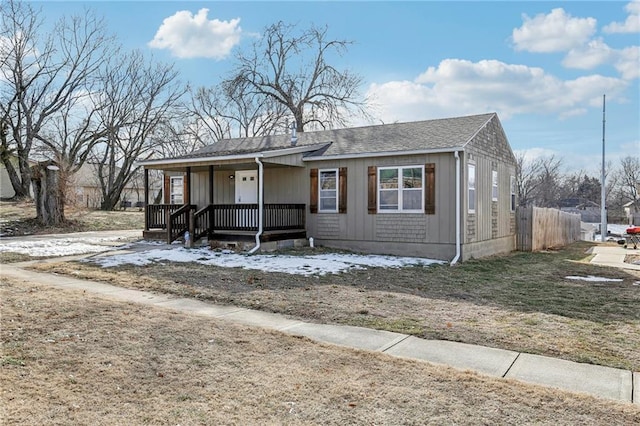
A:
[148,8,242,59]
[562,40,639,81]
[512,8,597,53]
[614,46,640,80]
[603,1,640,33]
[514,147,561,163]
[562,38,615,69]
[618,140,640,154]
[367,59,628,123]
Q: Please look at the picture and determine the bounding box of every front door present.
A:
[235,170,258,228]
[235,170,258,203]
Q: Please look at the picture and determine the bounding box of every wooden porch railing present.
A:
[168,204,195,244]
[147,203,306,242]
[210,204,305,231]
[194,205,212,241]
[211,204,259,231]
[264,204,306,230]
[146,204,183,230]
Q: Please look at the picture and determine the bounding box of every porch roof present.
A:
[140,112,497,168]
[139,142,331,169]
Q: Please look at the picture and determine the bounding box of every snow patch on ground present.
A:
[565,275,624,282]
[0,236,131,257]
[87,247,444,276]
[0,232,445,275]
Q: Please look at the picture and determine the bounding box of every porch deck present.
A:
[144,203,306,244]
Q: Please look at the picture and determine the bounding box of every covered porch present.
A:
[139,145,316,246]
[143,202,306,244]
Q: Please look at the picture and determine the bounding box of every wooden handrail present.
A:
[194,205,213,240]
[167,204,195,244]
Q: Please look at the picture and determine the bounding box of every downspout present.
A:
[248,157,264,254]
[450,150,462,265]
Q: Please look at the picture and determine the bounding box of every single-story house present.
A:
[139,112,517,262]
[623,199,639,225]
[70,163,162,209]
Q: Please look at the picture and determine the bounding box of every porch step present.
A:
[142,230,166,241]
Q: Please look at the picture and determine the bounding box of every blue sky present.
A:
[36,1,639,173]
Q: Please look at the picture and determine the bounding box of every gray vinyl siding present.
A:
[305,153,458,260]
[461,116,516,259]
[264,167,306,203]
[187,167,306,207]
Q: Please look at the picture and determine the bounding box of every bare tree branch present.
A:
[1,0,115,225]
[225,21,370,133]
[89,50,185,210]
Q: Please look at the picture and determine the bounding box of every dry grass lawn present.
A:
[32,242,640,372]
[2,277,639,425]
[0,200,143,237]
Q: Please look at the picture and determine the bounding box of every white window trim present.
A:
[318,168,339,213]
[170,176,183,205]
[377,165,424,213]
[468,163,476,214]
[492,170,498,202]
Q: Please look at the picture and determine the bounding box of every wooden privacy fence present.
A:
[516,206,581,252]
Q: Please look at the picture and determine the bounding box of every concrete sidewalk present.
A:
[589,245,640,271]
[2,263,637,405]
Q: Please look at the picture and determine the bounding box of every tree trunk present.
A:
[0,154,32,200]
[31,161,65,226]
[100,197,117,211]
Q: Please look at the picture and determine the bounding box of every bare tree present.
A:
[188,81,289,142]
[515,153,565,207]
[612,155,640,213]
[151,116,209,158]
[89,50,185,211]
[0,0,47,199]
[534,155,564,207]
[0,0,114,225]
[225,21,369,133]
[515,152,542,207]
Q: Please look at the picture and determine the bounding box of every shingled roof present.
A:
[156,112,497,163]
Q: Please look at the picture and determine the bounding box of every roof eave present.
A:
[303,146,466,162]
[137,143,330,168]
[137,152,264,168]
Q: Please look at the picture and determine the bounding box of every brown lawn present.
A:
[2,277,639,425]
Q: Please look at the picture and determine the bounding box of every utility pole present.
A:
[600,94,607,242]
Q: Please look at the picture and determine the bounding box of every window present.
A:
[319,169,338,212]
[170,176,183,204]
[310,168,347,214]
[378,166,423,212]
[510,175,516,211]
[468,164,476,213]
[492,170,498,201]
